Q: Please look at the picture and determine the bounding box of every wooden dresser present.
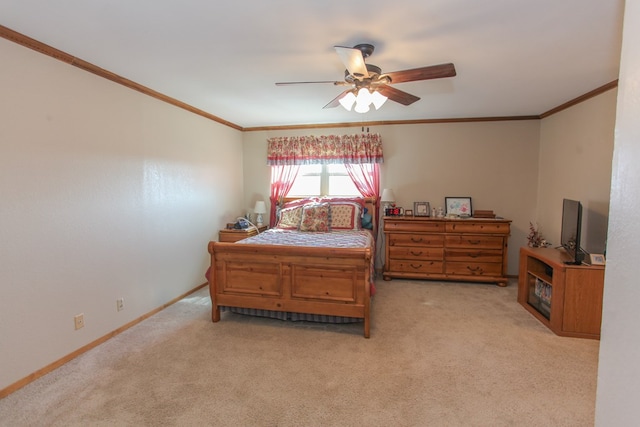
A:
[383,216,511,286]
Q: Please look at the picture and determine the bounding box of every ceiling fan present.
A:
[275,43,456,113]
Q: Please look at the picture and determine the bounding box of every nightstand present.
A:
[218,225,268,243]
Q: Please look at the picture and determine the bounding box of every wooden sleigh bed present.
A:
[207,197,376,338]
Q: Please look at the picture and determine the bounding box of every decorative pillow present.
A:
[299,203,330,232]
[316,196,365,209]
[328,202,362,230]
[361,207,373,230]
[276,205,304,230]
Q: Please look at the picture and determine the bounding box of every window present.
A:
[287,164,360,197]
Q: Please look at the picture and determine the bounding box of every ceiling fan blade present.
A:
[323,89,353,109]
[276,81,347,86]
[376,85,421,106]
[385,63,456,84]
[334,46,369,79]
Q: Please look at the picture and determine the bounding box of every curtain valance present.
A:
[267,133,383,165]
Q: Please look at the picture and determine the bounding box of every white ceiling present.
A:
[0,1,624,129]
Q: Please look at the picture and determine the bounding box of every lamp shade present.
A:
[338,91,357,111]
[253,201,267,214]
[381,188,396,203]
[371,90,388,110]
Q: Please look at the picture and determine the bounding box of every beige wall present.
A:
[243,121,541,275]
[0,39,244,390]
[537,89,617,254]
[596,0,640,421]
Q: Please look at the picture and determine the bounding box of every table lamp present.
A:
[254,201,266,226]
[381,188,396,210]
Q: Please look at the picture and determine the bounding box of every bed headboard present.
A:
[279,196,378,234]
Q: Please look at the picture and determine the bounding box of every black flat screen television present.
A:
[561,198,584,265]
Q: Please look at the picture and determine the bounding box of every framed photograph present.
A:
[589,253,606,265]
[405,209,413,216]
[414,202,430,217]
[445,197,472,217]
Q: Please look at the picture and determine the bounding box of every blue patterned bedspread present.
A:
[237,228,374,249]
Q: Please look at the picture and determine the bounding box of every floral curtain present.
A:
[267,133,383,165]
[268,164,300,227]
[345,163,381,221]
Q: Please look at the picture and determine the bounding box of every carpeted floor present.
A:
[0,279,599,426]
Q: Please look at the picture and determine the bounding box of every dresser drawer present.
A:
[389,233,444,247]
[445,249,503,263]
[445,235,504,249]
[389,246,444,261]
[389,260,443,274]
[385,220,444,233]
[445,261,503,277]
[446,221,510,234]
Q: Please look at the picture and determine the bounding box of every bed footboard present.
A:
[208,242,372,338]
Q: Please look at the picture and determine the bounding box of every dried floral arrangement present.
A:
[527,222,549,247]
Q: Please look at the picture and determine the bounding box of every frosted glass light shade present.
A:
[340,88,388,113]
[371,90,388,109]
[356,87,372,106]
[354,102,370,113]
[338,91,357,111]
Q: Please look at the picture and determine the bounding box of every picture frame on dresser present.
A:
[445,197,472,216]
[413,202,430,216]
[589,253,606,265]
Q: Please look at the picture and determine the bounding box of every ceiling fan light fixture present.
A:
[356,87,372,106]
[371,90,388,110]
[276,44,456,113]
[354,102,370,113]
[338,91,357,111]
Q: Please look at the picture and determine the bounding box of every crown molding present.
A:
[0,25,242,131]
[539,80,618,118]
[1,25,618,133]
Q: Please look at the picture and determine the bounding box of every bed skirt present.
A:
[220,306,363,323]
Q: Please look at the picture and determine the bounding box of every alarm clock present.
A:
[385,207,404,216]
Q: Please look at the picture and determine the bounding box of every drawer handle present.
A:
[469,253,479,258]
[410,251,423,256]
[410,263,423,269]
[410,237,423,243]
[468,240,481,245]
[466,266,484,274]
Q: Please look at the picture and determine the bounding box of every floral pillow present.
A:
[276,205,304,230]
[328,202,362,230]
[299,203,330,232]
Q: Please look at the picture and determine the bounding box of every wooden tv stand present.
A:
[517,246,605,339]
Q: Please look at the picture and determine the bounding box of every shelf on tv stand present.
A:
[517,246,605,339]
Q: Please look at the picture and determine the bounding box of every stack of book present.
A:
[473,209,496,218]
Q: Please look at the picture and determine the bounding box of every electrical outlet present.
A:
[116,298,124,312]
[74,313,85,330]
